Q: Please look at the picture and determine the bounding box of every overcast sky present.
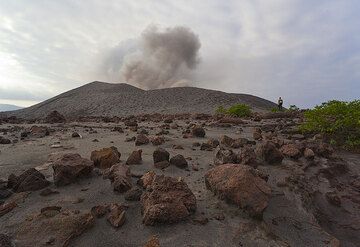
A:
[0,0,359,108]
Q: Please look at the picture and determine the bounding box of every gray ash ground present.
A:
[0,113,359,247]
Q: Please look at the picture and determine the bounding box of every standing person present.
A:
[278,97,283,111]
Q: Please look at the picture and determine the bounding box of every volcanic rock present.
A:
[0,136,11,144]
[150,136,165,146]
[170,154,188,169]
[140,175,196,225]
[107,203,126,228]
[124,187,143,201]
[191,126,205,138]
[205,164,271,217]
[126,149,142,165]
[90,146,121,169]
[44,110,66,123]
[256,141,284,164]
[7,168,50,192]
[280,143,301,159]
[135,134,150,146]
[214,146,237,165]
[52,153,94,186]
[105,164,132,193]
[29,125,50,138]
[0,201,17,217]
[153,148,170,168]
[138,171,156,189]
[304,148,315,160]
[15,209,94,247]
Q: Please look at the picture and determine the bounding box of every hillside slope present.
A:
[5,81,277,118]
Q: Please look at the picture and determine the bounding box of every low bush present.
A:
[215,104,252,117]
[300,100,360,149]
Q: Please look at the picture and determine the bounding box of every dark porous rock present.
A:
[0,201,17,217]
[135,134,150,146]
[29,125,50,138]
[112,126,124,133]
[153,147,170,167]
[141,175,196,225]
[154,160,170,169]
[280,143,301,159]
[90,146,121,169]
[200,143,213,151]
[191,126,206,138]
[0,136,11,144]
[138,171,156,189]
[124,187,143,201]
[207,138,220,148]
[255,141,284,164]
[107,203,126,228]
[124,119,138,127]
[220,135,235,148]
[15,209,94,247]
[44,110,66,123]
[170,154,188,169]
[7,168,50,192]
[304,148,315,160]
[126,149,142,165]
[214,146,238,165]
[125,136,136,142]
[150,136,165,146]
[205,164,271,217]
[52,153,94,186]
[71,132,81,138]
[105,164,132,193]
[237,147,258,167]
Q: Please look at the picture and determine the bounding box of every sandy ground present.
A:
[0,118,359,247]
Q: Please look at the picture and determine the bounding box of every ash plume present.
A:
[120,26,201,89]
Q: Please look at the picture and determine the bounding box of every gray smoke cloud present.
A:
[119,26,201,89]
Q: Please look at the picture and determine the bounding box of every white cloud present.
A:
[0,0,359,108]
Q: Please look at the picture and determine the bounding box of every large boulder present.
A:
[237,147,258,167]
[52,153,94,186]
[44,110,66,123]
[126,150,142,165]
[256,141,284,164]
[15,209,94,247]
[205,164,271,217]
[7,168,50,192]
[90,146,121,169]
[141,175,196,225]
[104,164,132,193]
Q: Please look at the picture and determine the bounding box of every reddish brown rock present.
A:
[52,154,94,186]
[280,143,301,159]
[150,136,165,146]
[126,150,142,165]
[153,148,170,168]
[15,209,94,247]
[170,154,188,169]
[105,164,132,193]
[220,135,235,148]
[7,168,50,192]
[135,134,150,146]
[138,171,156,189]
[107,203,126,228]
[214,146,237,165]
[237,147,258,167]
[205,164,271,217]
[141,175,196,225]
[90,146,121,169]
[255,141,284,164]
[144,235,160,247]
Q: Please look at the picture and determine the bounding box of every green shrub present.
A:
[288,105,299,111]
[300,100,360,149]
[215,104,252,117]
[271,107,280,113]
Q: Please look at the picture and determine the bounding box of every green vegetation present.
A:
[215,104,252,117]
[300,100,360,149]
[271,105,299,112]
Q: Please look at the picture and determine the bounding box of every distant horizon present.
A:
[0,80,357,109]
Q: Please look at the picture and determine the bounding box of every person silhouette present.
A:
[278,97,283,111]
